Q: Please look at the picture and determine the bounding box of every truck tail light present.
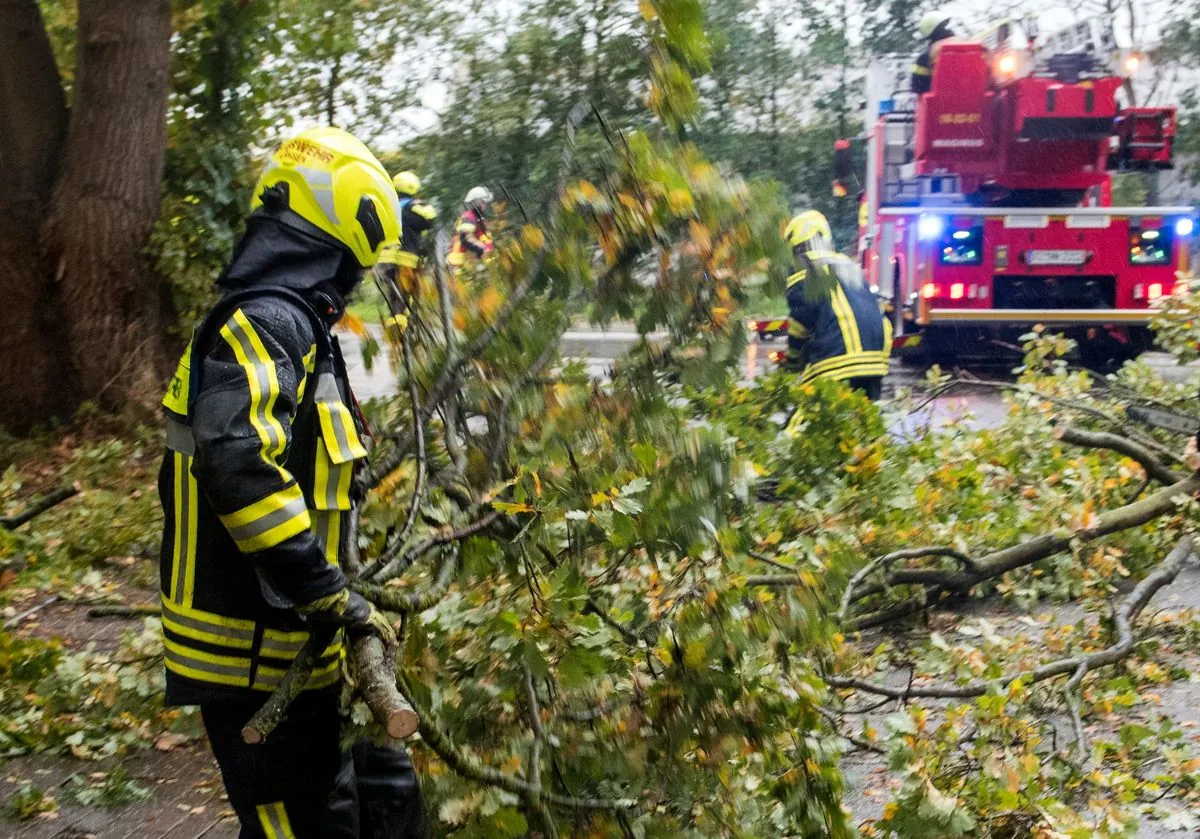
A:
[949,283,965,300]
[1148,283,1163,300]
[922,283,938,299]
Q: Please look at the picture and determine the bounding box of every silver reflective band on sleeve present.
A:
[222,315,286,457]
[223,493,310,548]
[314,372,341,403]
[165,419,196,455]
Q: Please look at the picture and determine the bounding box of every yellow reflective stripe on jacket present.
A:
[161,596,255,650]
[829,286,863,354]
[169,451,199,606]
[882,317,894,358]
[254,655,340,693]
[456,220,477,235]
[312,509,342,563]
[312,438,354,511]
[787,319,809,339]
[218,483,312,553]
[911,63,931,76]
[257,802,298,839]
[786,268,808,288]
[163,342,193,416]
[800,351,890,383]
[164,637,252,688]
[219,309,289,480]
[314,374,367,463]
[295,344,317,405]
[259,628,342,660]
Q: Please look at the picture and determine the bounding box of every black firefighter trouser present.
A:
[201,691,428,839]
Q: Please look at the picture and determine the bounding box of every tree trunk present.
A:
[0,0,73,427]
[41,0,174,416]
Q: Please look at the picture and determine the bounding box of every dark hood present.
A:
[217,210,363,298]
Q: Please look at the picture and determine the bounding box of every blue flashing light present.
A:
[918,214,945,242]
[1175,217,1195,237]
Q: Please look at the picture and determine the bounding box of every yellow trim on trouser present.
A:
[218,483,312,553]
[170,452,199,606]
[800,351,889,383]
[829,287,863,354]
[258,802,298,839]
[220,309,288,480]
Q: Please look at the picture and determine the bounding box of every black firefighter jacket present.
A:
[159,287,368,706]
[786,250,892,383]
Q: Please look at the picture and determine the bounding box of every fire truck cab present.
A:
[860,18,1192,366]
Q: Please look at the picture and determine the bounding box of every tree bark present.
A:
[0,0,73,427]
[40,0,174,418]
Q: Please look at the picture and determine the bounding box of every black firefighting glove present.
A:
[297,589,397,647]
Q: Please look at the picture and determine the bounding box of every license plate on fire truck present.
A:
[1024,249,1090,266]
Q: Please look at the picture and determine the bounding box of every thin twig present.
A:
[243,630,333,743]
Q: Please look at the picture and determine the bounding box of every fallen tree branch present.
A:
[1,486,78,530]
[349,635,419,739]
[837,547,975,623]
[243,629,333,744]
[829,536,1195,700]
[394,669,637,812]
[866,471,1200,596]
[944,377,1183,466]
[1054,425,1182,485]
[88,604,159,619]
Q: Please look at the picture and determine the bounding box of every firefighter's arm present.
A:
[190,303,394,641]
[410,202,437,234]
[190,301,346,608]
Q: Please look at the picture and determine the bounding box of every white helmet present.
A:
[918,11,952,38]
[465,186,494,208]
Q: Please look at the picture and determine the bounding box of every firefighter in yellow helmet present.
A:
[783,210,891,404]
[446,186,495,272]
[376,171,438,333]
[159,127,427,838]
[912,10,955,94]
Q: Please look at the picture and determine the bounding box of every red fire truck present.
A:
[763,19,1194,367]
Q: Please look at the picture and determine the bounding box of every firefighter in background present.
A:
[912,11,955,94]
[447,186,495,273]
[783,210,891,404]
[376,170,438,334]
[159,127,427,838]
